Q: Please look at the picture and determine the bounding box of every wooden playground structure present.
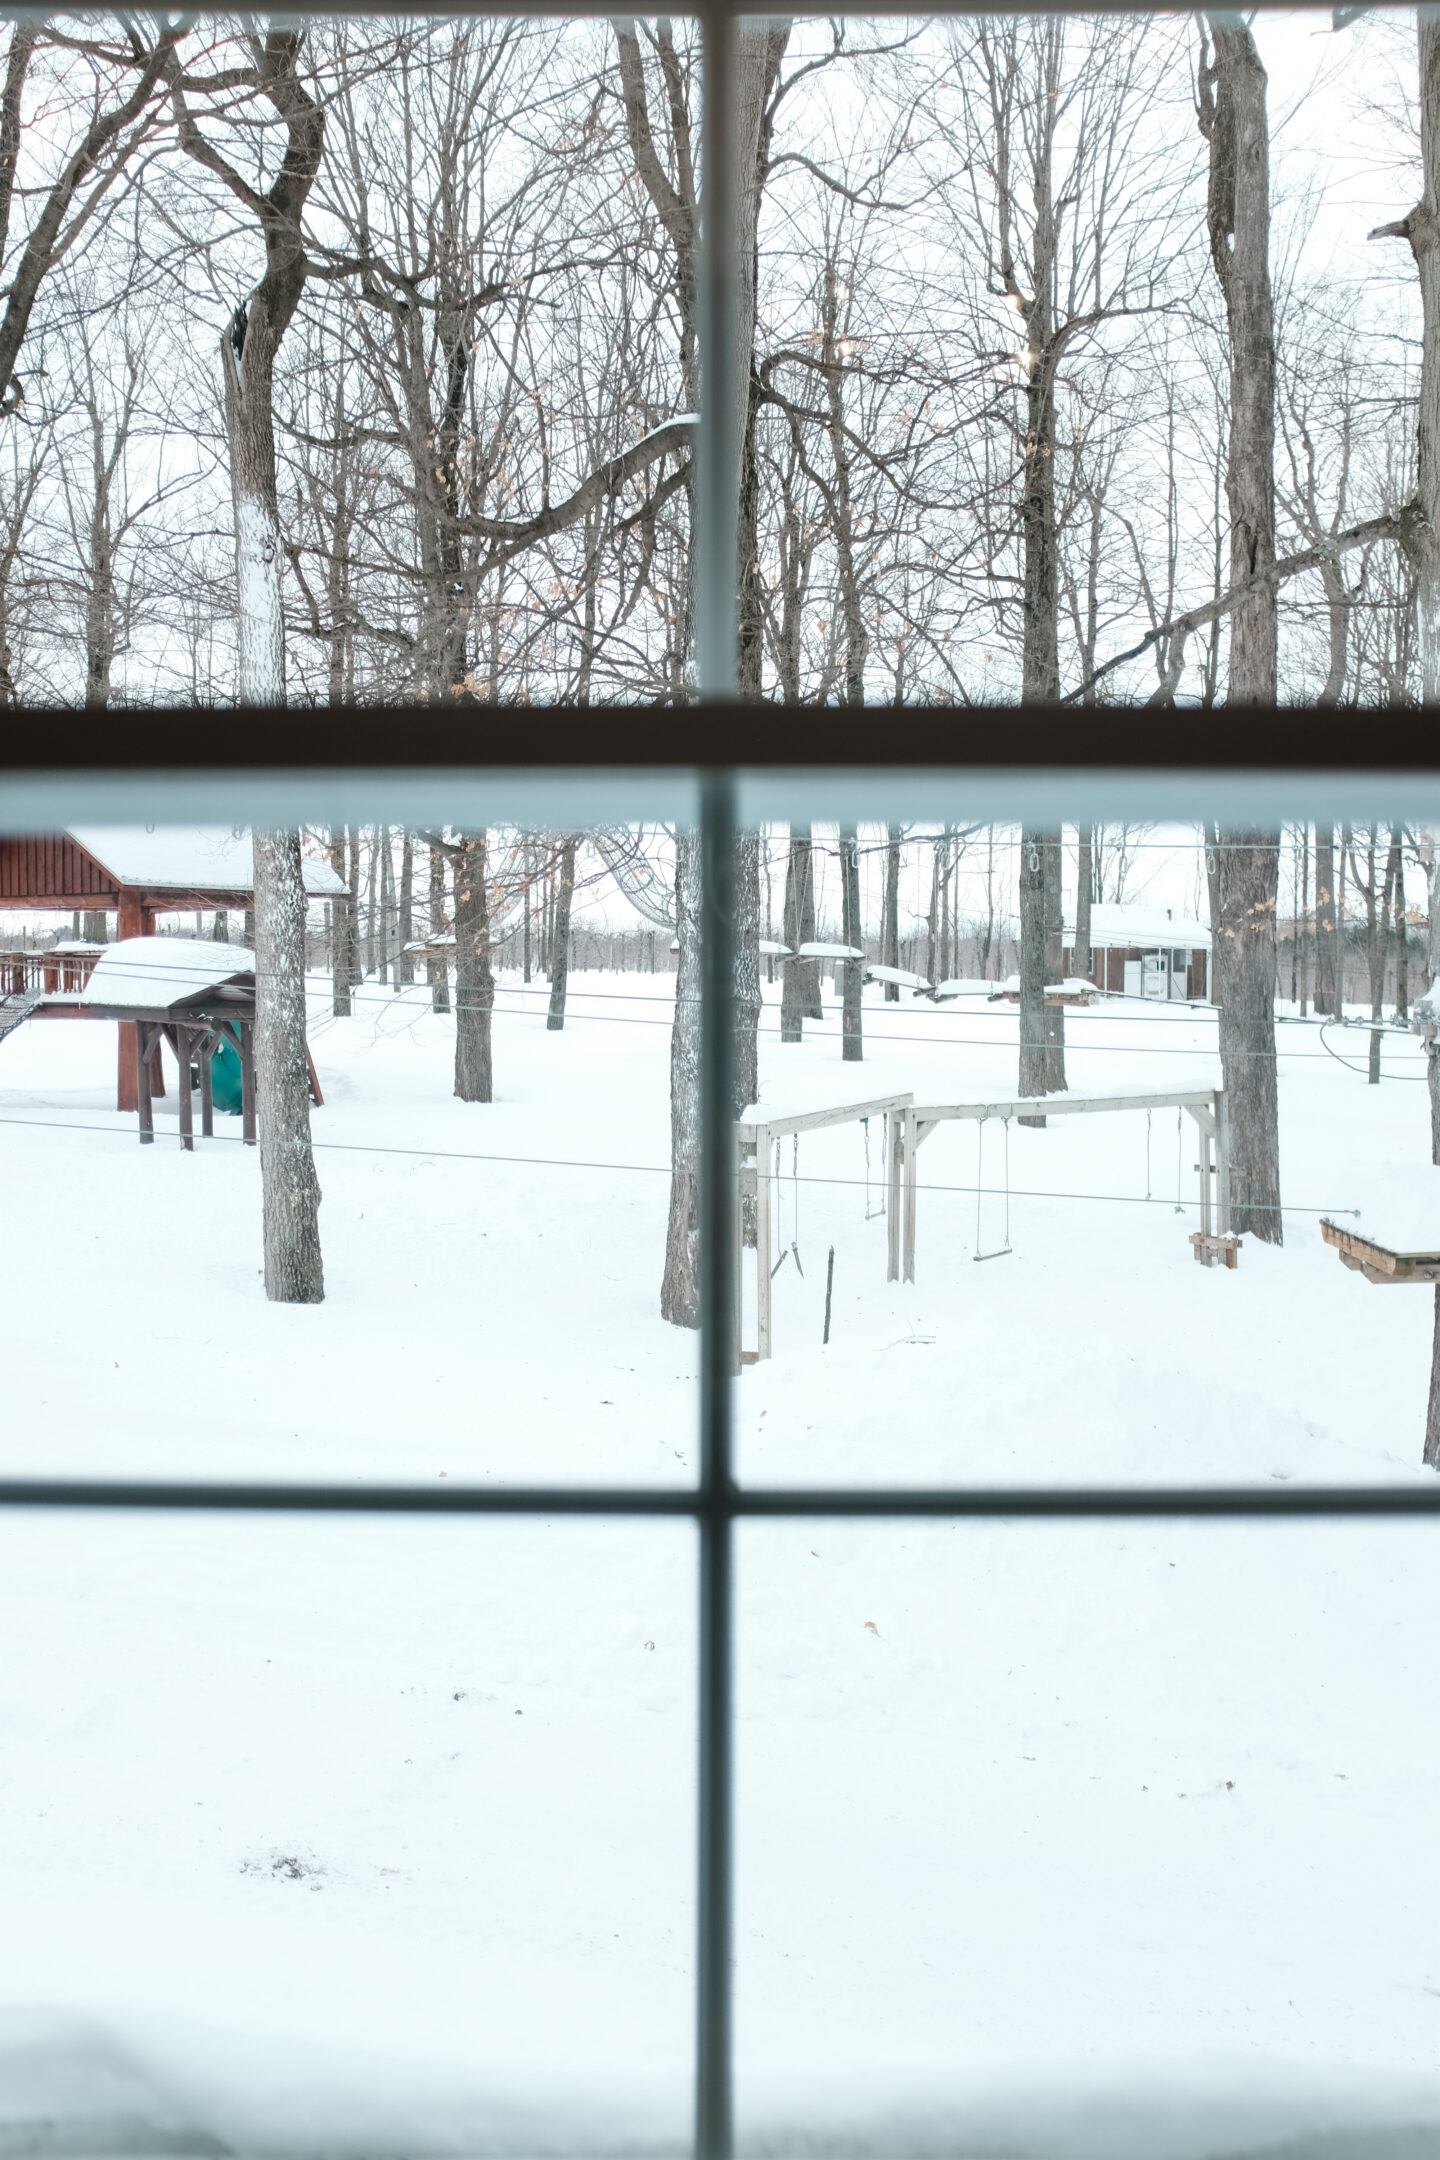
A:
[736,1084,1237,1364]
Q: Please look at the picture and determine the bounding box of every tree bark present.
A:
[252,829,323,1303]
[1427,1040,1440,1469]
[1314,826,1339,1015]
[397,830,414,987]
[1215,832,1283,1239]
[780,825,818,1042]
[840,825,862,1062]
[377,825,393,986]
[1394,829,1410,1018]
[1200,14,1282,1243]
[327,824,350,1016]
[547,836,576,1031]
[1075,827,1093,981]
[428,842,449,1013]
[735,830,762,1106]
[1043,830,1066,1089]
[1018,828,1047,1121]
[661,827,702,1328]
[1371,14,1440,699]
[882,827,901,999]
[453,833,494,1101]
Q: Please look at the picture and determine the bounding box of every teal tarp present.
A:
[211,1034,243,1114]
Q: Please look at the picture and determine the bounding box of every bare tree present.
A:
[252,829,323,1303]
[1198,14,1282,1244]
[547,836,576,1031]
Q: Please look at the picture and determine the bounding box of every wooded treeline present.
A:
[0,12,1420,715]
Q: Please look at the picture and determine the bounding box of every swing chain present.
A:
[974,1115,1013,1262]
[1145,1107,1152,1202]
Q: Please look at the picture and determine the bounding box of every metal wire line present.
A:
[0,1110,1361,1216]
[29,950,1417,1064]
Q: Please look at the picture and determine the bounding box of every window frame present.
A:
[4,4,1440,2154]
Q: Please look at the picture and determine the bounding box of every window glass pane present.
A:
[0,1513,694,2145]
[0,814,698,1484]
[734,803,1440,1487]
[736,1517,1440,2141]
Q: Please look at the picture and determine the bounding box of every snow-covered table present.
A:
[1322,1166,1440,1284]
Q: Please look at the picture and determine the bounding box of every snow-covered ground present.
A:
[2,971,1439,2153]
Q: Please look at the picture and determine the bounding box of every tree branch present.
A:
[1063,508,1408,704]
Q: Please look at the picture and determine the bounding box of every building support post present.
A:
[136,1021,154,1145]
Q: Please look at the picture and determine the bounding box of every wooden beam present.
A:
[198,1033,214,1138]
[736,1092,912,1140]
[754,1123,772,1362]
[911,1088,1218,1128]
[887,1113,902,1282]
[175,1024,194,1152]
[239,1020,256,1146]
[136,1021,153,1145]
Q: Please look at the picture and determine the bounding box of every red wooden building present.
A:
[1062,902,1212,1003]
[0,826,344,1107]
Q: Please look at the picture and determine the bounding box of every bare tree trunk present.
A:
[327,824,350,1016]
[1075,826,1093,982]
[1371,15,1440,699]
[453,833,493,1101]
[363,830,377,978]
[253,828,323,1303]
[1201,12,1282,1243]
[981,828,996,979]
[840,825,862,1062]
[882,826,901,999]
[661,826,701,1327]
[1314,826,1339,1017]
[1216,833,1283,1238]
[1043,830,1066,1089]
[377,825,393,986]
[1019,829,1047,1122]
[1300,821,1310,1017]
[926,841,940,988]
[735,830,761,1106]
[522,838,533,985]
[428,841,449,1013]
[1394,828,1410,1018]
[547,836,576,1031]
[780,826,818,1042]
[397,831,414,987]
[1425,1003,1440,1462]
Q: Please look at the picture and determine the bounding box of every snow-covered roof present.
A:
[74,936,255,1011]
[67,827,345,898]
[1064,902,1210,950]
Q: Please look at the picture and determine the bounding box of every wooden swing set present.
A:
[734,1083,1237,1365]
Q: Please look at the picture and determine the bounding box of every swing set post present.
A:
[902,1108,919,1283]
[734,1127,752,1374]
[754,1122,773,1362]
[887,1112,903,1281]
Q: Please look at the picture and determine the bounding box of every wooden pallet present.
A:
[1189,1230,1241,1270]
[1321,1218,1440,1285]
